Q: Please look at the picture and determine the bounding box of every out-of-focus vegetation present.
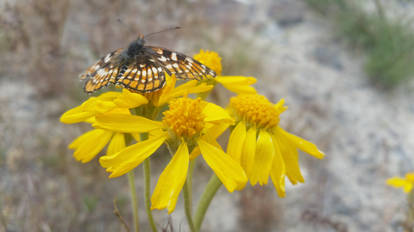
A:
[306,0,414,88]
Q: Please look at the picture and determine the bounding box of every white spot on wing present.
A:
[158,56,168,62]
[171,52,177,61]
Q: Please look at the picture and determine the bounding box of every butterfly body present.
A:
[80,36,216,93]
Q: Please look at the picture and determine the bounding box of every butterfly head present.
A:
[127,34,145,57]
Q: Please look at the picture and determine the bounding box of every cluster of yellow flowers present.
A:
[61,50,325,230]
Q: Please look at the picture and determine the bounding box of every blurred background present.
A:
[1,0,414,231]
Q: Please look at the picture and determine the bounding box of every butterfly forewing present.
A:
[147,46,216,81]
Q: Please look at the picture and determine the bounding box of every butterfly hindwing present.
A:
[116,56,166,92]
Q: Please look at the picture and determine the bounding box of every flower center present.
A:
[230,94,287,129]
[163,98,205,138]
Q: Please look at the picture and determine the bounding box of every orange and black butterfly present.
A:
[79,29,216,93]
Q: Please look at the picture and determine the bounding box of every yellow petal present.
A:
[406,173,414,182]
[227,121,246,162]
[94,113,163,133]
[96,91,122,100]
[100,134,167,178]
[215,76,257,94]
[203,102,234,124]
[274,133,304,184]
[404,183,414,193]
[386,177,407,188]
[197,139,247,192]
[83,98,117,114]
[277,127,325,159]
[270,135,286,197]
[241,126,257,175]
[114,89,148,108]
[215,76,256,85]
[107,133,126,156]
[249,130,274,185]
[69,129,113,163]
[60,104,94,124]
[151,142,189,213]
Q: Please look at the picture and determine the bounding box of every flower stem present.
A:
[143,158,157,232]
[194,174,222,231]
[183,176,196,232]
[128,171,139,232]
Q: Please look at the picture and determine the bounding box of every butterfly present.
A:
[79,32,216,93]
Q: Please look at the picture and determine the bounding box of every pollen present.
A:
[230,94,287,130]
[193,50,222,75]
[163,98,205,138]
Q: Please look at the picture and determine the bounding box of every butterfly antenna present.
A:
[144,26,181,39]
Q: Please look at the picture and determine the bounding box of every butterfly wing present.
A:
[81,48,125,93]
[115,55,166,93]
[145,46,216,80]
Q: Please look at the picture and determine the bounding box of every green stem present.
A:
[128,171,139,232]
[143,158,157,232]
[183,177,196,232]
[194,174,222,231]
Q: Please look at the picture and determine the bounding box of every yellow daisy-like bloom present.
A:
[227,94,325,197]
[60,72,213,163]
[194,50,257,94]
[60,92,146,163]
[387,172,414,193]
[98,97,248,213]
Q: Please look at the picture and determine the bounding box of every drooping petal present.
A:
[114,89,148,108]
[270,135,286,197]
[277,127,325,159]
[107,133,126,156]
[241,126,257,175]
[151,142,189,213]
[203,102,234,124]
[274,133,304,184]
[94,113,163,133]
[249,130,274,185]
[227,121,246,162]
[197,139,247,192]
[69,129,113,163]
[100,134,167,178]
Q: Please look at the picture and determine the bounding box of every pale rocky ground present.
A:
[1,0,414,231]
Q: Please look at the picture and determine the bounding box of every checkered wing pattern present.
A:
[147,46,216,81]
[81,48,124,93]
[80,46,216,93]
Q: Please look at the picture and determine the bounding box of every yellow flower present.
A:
[60,72,212,163]
[194,50,257,94]
[98,97,247,213]
[387,172,414,193]
[227,94,325,197]
[60,92,146,163]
